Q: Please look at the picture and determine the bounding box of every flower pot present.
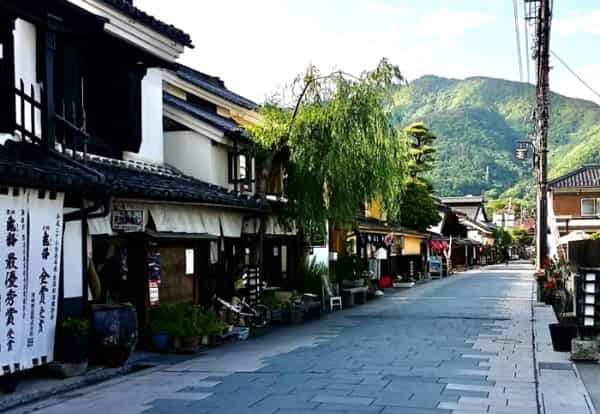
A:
[151,332,170,352]
[201,335,210,345]
[549,323,577,352]
[57,334,88,364]
[52,333,89,378]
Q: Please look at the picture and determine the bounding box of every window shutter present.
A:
[0,17,15,134]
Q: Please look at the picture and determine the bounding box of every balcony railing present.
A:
[15,78,92,161]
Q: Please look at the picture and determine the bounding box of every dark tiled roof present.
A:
[176,65,258,110]
[0,141,268,211]
[548,165,600,189]
[99,0,193,47]
[0,141,103,195]
[164,93,250,141]
[86,154,269,210]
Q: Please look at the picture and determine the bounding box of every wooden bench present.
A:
[342,286,368,307]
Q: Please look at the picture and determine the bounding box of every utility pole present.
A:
[525,0,552,271]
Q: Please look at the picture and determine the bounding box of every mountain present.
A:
[393,75,600,199]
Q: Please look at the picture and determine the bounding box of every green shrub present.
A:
[61,317,89,336]
[294,257,328,295]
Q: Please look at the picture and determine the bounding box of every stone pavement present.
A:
[6,263,594,414]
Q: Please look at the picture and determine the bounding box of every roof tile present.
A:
[176,65,258,110]
[99,0,193,47]
[548,165,600,189]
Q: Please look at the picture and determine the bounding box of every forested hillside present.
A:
[393,75,600,199]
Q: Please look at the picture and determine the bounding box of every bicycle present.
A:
[214,295,272,328]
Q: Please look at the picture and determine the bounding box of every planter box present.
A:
[393,282,415,288]
[549,322,577,352]
[271,307,292,325]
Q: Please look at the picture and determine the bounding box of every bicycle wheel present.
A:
[252,304,272,328]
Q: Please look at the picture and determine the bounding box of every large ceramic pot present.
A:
[90,303,138,367]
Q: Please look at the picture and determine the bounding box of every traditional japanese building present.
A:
[0,0,274,373]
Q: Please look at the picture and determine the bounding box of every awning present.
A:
[429,240,449,252]
[149,204,216,234]
[220,211,244,238]
[89,200,249,237]
[265,216,296,236]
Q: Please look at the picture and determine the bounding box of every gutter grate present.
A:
[539,361,573,371]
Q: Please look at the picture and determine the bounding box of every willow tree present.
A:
[250,59,407,235]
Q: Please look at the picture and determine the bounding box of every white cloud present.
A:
[552,63,600,105]
[415,9,496,47]
[555,9,600,36]
[366,1,407,18]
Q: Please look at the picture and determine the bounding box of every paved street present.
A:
[11,264,551,413]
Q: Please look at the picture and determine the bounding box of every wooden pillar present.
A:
[42,26,56,151]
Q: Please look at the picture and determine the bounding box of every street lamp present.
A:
[514,139,536,164]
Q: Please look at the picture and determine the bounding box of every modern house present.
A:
[548,165,600,236]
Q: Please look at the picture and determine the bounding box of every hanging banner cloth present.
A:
[0,188,64,374]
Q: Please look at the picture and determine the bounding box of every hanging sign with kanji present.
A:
[0,188,64,374]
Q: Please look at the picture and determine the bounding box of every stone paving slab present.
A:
[8,264,597,414]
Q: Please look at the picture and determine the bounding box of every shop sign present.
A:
[111,209,144,232]
[391,237,404,256]
[0,189,64,374]
[148,281,159,306]
[147,251,161,283]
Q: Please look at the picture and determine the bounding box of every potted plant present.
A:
[50,317,90,378]
[393,274,416,288]
[148,318,172,352]
[337,252,364,288]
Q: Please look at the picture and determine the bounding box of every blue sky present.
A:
[138,0,600,105]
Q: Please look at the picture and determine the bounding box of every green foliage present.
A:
[590,231,600,240]
[250,59,407,232]
[398,122,440,231]
[404,122,437,186]
[148,303,226,338]
[511,227,533,246]
[399,182,440,232]
[61,317,89,336]
[494,227,513,248]
[393,75,600,197]
[335,250,364,281]
[294,257,328,295]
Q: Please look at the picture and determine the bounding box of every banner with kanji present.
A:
[0,188,64,374]
[0,188,27,371]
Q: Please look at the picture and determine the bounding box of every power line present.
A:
[513,0,524,81]
[522,0,531,83]
[550,50,600,101]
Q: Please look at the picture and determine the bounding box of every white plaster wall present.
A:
[10,19,41,144]
[63,211,83,299]
[165,130,233,188]
[211,142,230,188]
[309,247,329,267]
[124,68,164,163]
